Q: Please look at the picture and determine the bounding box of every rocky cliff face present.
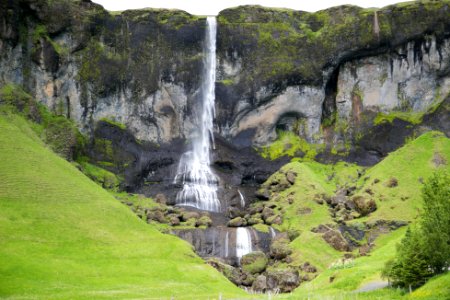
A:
[1,0,450,184]
[216,2,450,155]
[0,0,206,143]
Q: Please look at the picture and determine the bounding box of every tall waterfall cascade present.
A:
[236,227,253,262]
[174,17,220,212]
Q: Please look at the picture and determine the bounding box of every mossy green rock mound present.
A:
[241,251,269,274]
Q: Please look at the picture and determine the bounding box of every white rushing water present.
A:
[174,17,220,212]
[236,227,252,261]
[238,190,245,207]
[269,227,277,238]
[224,231,229,257]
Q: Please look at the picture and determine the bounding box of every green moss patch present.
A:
[260,131,322,160]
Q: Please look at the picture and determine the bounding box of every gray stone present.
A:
[266,269,300,293]
[252,275,267,292]
[286,171,297,185]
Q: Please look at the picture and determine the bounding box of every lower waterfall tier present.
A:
[173,226,272,266]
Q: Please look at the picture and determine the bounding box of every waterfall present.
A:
[174,17,220,212]
[236,227,252,262]
[224,231,229,257]
[269,227,277,238]
[238,190,245,207]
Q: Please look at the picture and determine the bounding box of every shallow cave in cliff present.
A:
[275,112,305,134]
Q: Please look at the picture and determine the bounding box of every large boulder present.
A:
[269,235,292,259]
[196,216,212,227]
[352,196,377,216]
[146,210,166,223]
[261,207,275,221]
[181,211,200,222]
[252,275,268,292]
[266,269,300,293]
[286,171,297,185]
[241,251,269,274]
[322,230,351,252]
[271,176,291,192]
[227,217,247,227]
[247,215,264,225]
[207,259,242,285]
[265,214,283,225]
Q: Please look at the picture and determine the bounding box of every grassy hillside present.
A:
[0,111,245,299]
[352,131,450,223]
[409,273,450,300]
[260,131,449,299]
[260,161,363,270]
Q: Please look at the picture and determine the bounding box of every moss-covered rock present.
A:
[196,215,212,227]
[228,217,247,227]
[269,235,292,259]
[241,251,269,274]
[266,268,300,293]
[352,195,377,216]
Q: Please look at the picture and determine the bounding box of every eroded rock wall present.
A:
[215,2,450,150]
[0,0,205,143]
[1,0,450,187]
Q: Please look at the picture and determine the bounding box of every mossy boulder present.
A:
[352,195,377,216]
[196,215,212,227]
[154,194,167,205]
[322,229,351,252]
[247,215,264,225]
[181,211,200,222]
[269,235,292,259]
[227,217,247,227]
[241,251,269,274]
[146,210,167,224]
[266,268,300,293]
[261,207,275,221]
[265,214,282,225]
[168,215,180,226]
[207,258,242,285]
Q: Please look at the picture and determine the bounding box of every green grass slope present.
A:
[0,112,245,299]
[352,131,450,223]
[260,161,363,270]
[409,273,450,300]
[267,131,449,299]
